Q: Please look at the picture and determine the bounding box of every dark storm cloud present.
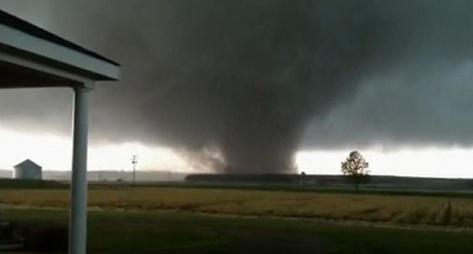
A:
[301,1,473,150]
[2,1,473,172]
[303,61,473,149]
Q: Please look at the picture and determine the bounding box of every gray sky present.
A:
[2,0,473,173]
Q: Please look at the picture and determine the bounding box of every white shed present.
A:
[13,159,42,180]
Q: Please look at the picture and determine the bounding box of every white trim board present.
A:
[0,23,120,81]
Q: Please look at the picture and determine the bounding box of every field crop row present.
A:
[1,187,473,227]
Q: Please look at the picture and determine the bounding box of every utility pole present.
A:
[131,155,138,185]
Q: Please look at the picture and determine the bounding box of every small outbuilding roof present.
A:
[14,159,42,169]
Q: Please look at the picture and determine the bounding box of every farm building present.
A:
[13,159,42,180]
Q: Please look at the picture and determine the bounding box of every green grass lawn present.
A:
[1,208,473,254]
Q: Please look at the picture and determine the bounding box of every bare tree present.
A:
[341,151,369,191]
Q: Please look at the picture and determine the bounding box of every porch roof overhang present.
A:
[0,9,121,254]
[0,9,120,88]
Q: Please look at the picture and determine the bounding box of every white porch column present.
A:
[69,85,92,254]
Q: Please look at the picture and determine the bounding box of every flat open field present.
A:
[1,183,473,253]
[1,186,473,227]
